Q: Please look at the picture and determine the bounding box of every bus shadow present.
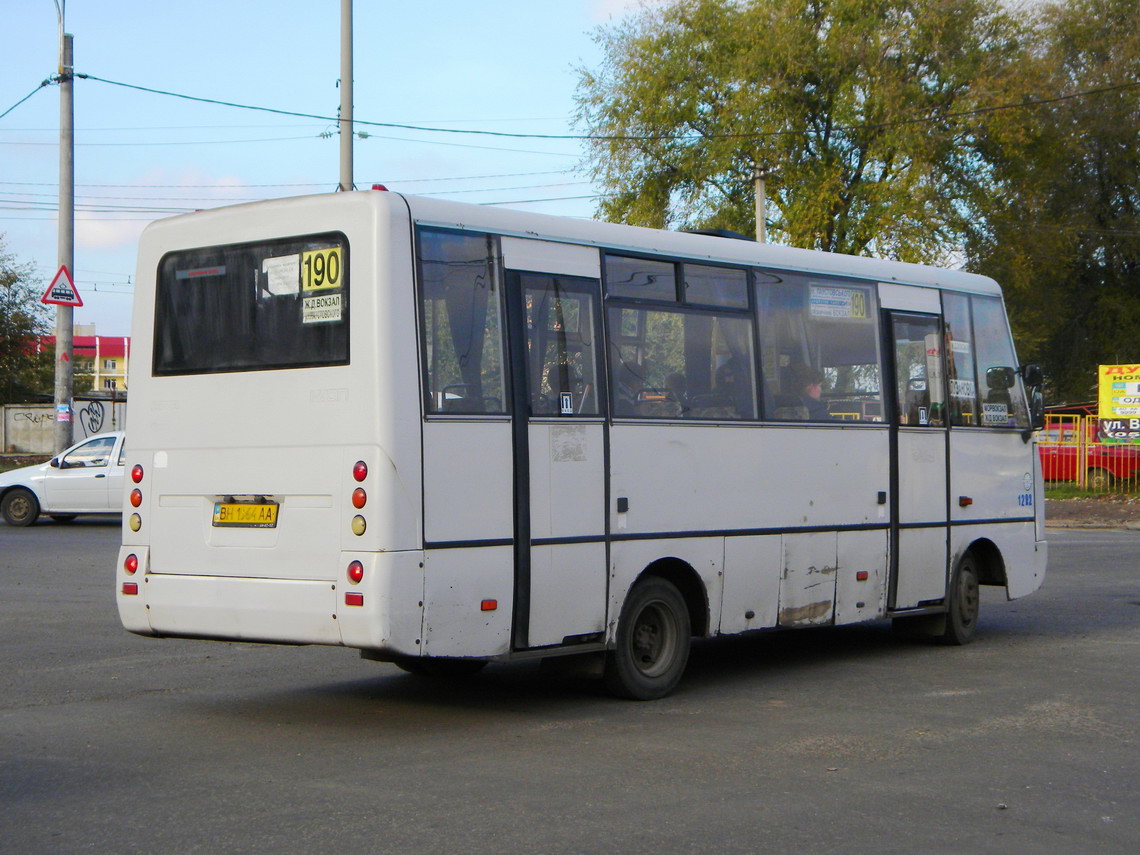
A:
[188,621,944,731]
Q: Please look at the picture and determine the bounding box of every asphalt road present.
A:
[1,520,1136,854]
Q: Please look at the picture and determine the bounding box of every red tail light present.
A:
[124,554,138,575]
[347,560,364,584]
[352,460,368,482]
[131,464,144,483]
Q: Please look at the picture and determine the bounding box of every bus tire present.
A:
[393,656,487,678]
[941,552,980,646]
[2,488,40,527]
[605,576,691,700]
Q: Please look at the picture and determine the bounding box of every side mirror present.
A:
[1019,363,1046,437]
[50,457,60,468]
[1028,387,1046,432]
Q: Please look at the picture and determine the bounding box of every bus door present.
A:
[502,239,608,650]
[886,310,950,609]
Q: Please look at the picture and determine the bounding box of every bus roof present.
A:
[144,189,1003,297]
[399,192,1000,296]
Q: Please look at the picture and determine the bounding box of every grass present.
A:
[1045,483,1137,500]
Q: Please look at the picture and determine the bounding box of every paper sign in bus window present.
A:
[303,292,343,324]
[301,247,342,291]
[982,402,1009,425]
[809,285,868,320]
[262,254,300,296]
[949,378,976,399]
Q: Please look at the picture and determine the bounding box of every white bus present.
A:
[117,189,1047,699]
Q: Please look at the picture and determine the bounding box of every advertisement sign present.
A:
[1098,364,1140,442]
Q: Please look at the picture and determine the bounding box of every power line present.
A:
[0,79,52,120]
[0,135,319,147]
[76,72,1140,143]
[0,170,570,189]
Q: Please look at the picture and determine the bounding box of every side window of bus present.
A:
[972,295,1029,428]
[417,229,507,415]
[756,273,883,421]
[943,292,979,426]
[604,256,756,420]
[520,273,601,416]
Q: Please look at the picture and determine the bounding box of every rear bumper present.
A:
[116,547,425,654]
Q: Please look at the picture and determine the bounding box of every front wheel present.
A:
[605,577,691,700]
[941,553,980,645]
[2,488,40,527]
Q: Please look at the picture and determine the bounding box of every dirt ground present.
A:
[1045,495,1140,528]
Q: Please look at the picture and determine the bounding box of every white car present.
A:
[0,431,126,526]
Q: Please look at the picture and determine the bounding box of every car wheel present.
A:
[941,552,980,646]
[2,488,41,527]
[1086,468,1112,492]
[604,576,691,700]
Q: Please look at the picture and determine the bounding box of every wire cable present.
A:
[0,79,52,120]
[77,73,1140,143]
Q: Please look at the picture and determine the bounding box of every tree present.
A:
[967,0,1140,401]
[576,0,1028,263]
[0,236,53,405]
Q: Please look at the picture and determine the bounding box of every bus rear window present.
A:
[153,232,349,375]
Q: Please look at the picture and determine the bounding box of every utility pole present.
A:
[53,3,74,453]
[338,0,353,191]
[753,166,775,244]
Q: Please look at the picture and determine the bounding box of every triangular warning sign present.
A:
[41,265,83,307]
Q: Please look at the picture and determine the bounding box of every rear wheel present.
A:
[941,553,980,645]
[604,576,691,700]
[2,488,40,527]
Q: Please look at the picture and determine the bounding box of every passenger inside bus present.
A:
[789,364,831,420]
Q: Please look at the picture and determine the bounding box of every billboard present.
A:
[1098,364,1140,442]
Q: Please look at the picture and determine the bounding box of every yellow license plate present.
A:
[212,501,279,528]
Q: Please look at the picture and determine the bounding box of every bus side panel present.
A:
[337,550,425,656]
[834,529,889,624]
[422,422,513,544]
[608,424,889,537]
[779,531,838,626]
[528,543,607,647]
[719,530,888,633]
[421,546,513,658]
[609,538,724,642]
[950,430,1046,598]
[719,535,782,634]
[950,430,1040,522]
[951,521,1044,600]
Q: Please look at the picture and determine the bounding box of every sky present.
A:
[1,0,654,336]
